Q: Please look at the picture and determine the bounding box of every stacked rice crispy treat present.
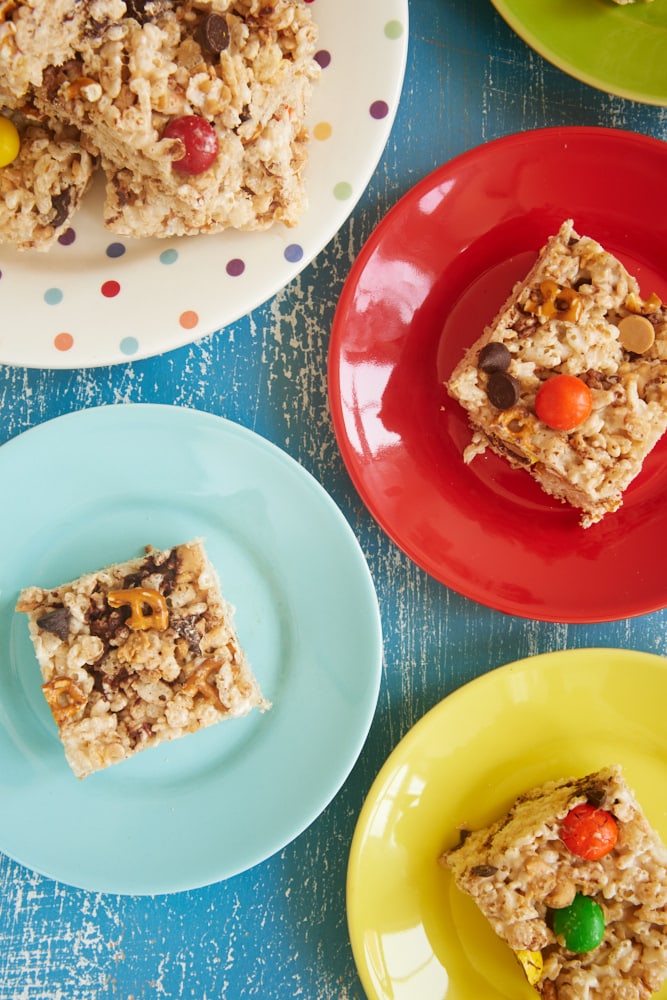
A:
[0,105,97,250]
[446,220,667,527]
[16,540,270,778]
[0,0,319,248]
[443,765,667,999]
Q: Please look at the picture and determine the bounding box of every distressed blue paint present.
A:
[1,2,666,998]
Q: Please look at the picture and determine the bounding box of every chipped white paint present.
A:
[2,2,667,998]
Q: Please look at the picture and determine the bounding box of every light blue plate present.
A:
[0,405,382,894]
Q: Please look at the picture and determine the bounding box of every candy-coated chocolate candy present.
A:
[0,115,20,167]
[560,802,618,860]
[534,374,592,431]
[515,949,543,986]
[552,893,605,953]
[163,115,219,175]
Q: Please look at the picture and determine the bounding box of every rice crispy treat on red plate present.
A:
[16,540,270,778]
[0,105,96,250]
[446,220,667,527]
[36,0,320,238]
[442,765,667,999]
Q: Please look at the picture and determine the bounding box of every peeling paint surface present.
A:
[2,2,667,998]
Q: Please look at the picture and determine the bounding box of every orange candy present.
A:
[560,802,618,860]
[535,374,592,431]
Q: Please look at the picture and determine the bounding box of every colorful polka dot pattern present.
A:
[9,3,406,361]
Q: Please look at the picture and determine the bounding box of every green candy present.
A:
[552,893,605,953]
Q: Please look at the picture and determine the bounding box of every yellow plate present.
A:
[347,649,667,999]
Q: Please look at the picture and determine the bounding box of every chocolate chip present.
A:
[573,272,592,291]
[585,785,606,808]
[50,188,72,230]
[195,13,230,55]
[88,602,130,643]
[36,606,71,641]
[122,547,179,595]
[486,371,520,410]
[125,0,149,22]
[470,864,498,877]
[478,341,511,373]
[171,615,203,655]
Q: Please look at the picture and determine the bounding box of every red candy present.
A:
[163,115,219,175]
[534,374,592,431]
[560,802,618,860]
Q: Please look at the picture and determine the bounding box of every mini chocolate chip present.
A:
[486,371,520,410]
[573,272,592,291]
[470,864,498,877]
[36,606,71,641]
[50,188,72,230]
[585,786,606,808]
[478,341,511,373]
[195,13,229,54]
[125,0,149,22]
[171,615,203,656]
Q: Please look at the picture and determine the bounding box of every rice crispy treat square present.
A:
[16,540,270,778]
[446,220,667,527]
[442,765,667,1000]
[0,105,97,250]
[0,0,125,106]
[36,0,319,238]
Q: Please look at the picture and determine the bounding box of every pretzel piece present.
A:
[42,676,87,725]
[107,587,169,631]
[181,659,226,712]
[525,279,583,323]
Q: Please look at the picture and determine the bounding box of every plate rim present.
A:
[346,646,667,1000]
[327,125,667,624]
[0,403,383,893]
[488,0,667,106]
[0,0,409,369]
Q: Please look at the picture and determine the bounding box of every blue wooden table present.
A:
[1,1,666,998]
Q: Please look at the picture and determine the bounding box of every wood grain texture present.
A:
[2,1,667,997]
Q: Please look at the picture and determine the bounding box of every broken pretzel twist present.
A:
[107,587,169,631]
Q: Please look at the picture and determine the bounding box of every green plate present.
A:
[490,0,667,105]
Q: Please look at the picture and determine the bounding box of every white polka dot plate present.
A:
[0,1,408,368]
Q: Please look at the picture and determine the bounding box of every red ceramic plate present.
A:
[328,127,667,623]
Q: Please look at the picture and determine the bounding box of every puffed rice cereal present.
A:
[0,0,319,246]
[16,540,270,778]
[442,765,667,999]
[446,220,667,527]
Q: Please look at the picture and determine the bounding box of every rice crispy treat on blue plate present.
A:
[16,540,270,778]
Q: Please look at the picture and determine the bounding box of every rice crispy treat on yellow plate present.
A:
[0,106,96,250]
[442,765,667,1000]
[446,220,667,527]
[16,540,270,778]
[37,0,319,238]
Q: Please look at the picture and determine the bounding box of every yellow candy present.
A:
[0,115,20,167]
[514,949,543,986]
